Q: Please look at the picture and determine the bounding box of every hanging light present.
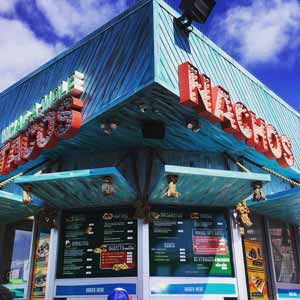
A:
[138,103,149,113]
[232,209,238,227]
[38,207,58,229]
[186,120,201,133]
[102,176,114,196]
[100,121,118,135]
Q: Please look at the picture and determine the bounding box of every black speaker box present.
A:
[142,121,165,139]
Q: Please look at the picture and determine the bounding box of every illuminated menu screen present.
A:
[149,208,233,277]
[57,208,137,278]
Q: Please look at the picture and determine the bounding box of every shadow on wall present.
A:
[173,18,192,53]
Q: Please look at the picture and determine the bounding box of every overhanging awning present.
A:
[248,187,300,224]
[0,190,40,224]
[14,167,136,209]
[150,165,271,206]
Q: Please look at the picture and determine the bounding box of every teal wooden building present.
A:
[0,1,300,300]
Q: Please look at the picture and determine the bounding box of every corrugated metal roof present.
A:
[14,167,136,209]
[0,190,40,224]
[154,0,300,170]
[150,165,270,206]
[248,187,300,224]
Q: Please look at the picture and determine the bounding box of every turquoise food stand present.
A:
[0,1,300,300]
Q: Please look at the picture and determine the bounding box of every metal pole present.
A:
[229,209,249,300]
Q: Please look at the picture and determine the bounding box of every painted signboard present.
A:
[149,207,232,277]
[0,71,84,176]
[150,282,236,295]
[57,208,137,278]
[31,232,50,300]
[55,283,136,297]
[6,287,25,300]
[244,240,268,300]
[178,62,295,168]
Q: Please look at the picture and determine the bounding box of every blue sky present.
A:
[0,0,299,111]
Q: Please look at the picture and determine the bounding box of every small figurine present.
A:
[134,199,151,224]
[236,200,253,227]
[165,175,179,198]
[252,181,266,201]
[134,199,145,219]
[22,184,32,205]
[102,176,114,196]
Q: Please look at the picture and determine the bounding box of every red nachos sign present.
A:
[178,62,295,168]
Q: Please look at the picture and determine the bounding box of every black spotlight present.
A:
[142,121,165,139]
[176,0,216,32]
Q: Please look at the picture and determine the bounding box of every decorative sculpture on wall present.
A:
[236,200,253,227]
[102,176,114,196]
[166,175,179,198]
[134,199,152,224]
[22,184,32,205]
[252,181,266,201]
[134,199,145,219]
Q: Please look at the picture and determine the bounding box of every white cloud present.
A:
[36,0,128,40]
[0,0,18,14]
[0,18,61,92]
[212,0,300,65]
[0,0,128,92]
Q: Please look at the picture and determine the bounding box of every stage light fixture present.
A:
[232,209,238,227]
[139,103,148,113]
[176,0,216,32]
[186,120,201,133]
[101,121,118,135]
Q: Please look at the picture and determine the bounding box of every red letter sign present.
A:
[278,135,295,168]
[211,85,241,137]
[179,62,217,122]
[178,62,295,168]
[55,96,83,139]
[265,125,282,160]
[0,143,11,175]
[0,96,84,175]
[233,102,253,140]
[246,112,268,153]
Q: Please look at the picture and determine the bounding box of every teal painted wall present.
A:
[0,0,300,184]
[153,0,300,171]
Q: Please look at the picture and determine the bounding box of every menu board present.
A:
[149,208,232,277]
[57,208,137,278]
[31,232,50,300]
[244,240,268,300]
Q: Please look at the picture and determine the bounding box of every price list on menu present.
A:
[57,209,137,278]
[149,208,232,277]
